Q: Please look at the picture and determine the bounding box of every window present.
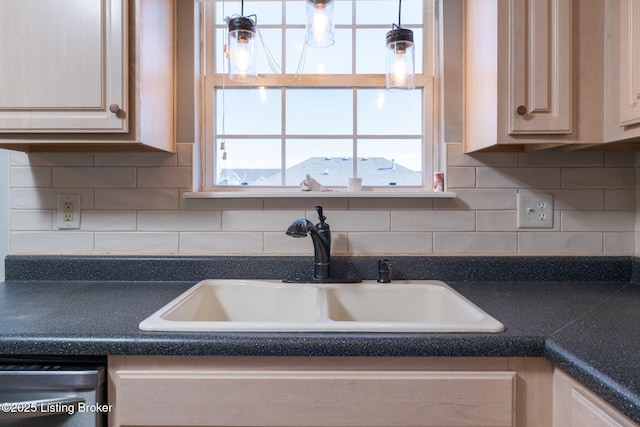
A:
[199,0,441,194]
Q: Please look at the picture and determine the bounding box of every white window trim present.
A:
[187,0,454,199]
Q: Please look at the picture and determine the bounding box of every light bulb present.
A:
[391,55,409,87]
[311,9,330,44]
[306,0,335,47]
[232,42,252,73]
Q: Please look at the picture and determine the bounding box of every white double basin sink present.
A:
[139,280,504,333]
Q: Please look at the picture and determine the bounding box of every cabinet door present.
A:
[553,369,638,427]
[509,0,572,134]
[618,0,640,126]
[0,0,127,133]
[111,368,515,426]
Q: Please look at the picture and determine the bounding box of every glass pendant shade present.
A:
[228,17,257,82]
[306,0,335,47]
[385,27,415,90]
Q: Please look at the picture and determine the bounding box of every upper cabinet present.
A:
[464,0,604,152]
[0,0,175,152]
[603,0,640,146]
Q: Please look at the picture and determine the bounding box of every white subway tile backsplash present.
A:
[94,152,176,167]
[563,167,635,188]
[6,142,638,256]
[10,167,51,188]
[10,188,94,210]
[604,232,634,254]
[137,167,192,189]
[263,232,314,254]
[53,167,136,188]
[311,210,390,232]
[561,211,635,232]
[476,211,517,232]
[176,143,193,167]
[604,189,635,210]
[179,232,263,254]
[95,232,179,253]
[347,232,432,254]
[477,167,561,188]
[81,211,137,231]
[138,210,221,231]
[550,189,603,210]
[446,167,476,188]
[11,231,94,254]
[434,189,517,210]
[10,152,93,167]
[95,189,179,210]
[10,210,53,231]
[222,210,303,232]
[392,211,475,231]
[518,150,603,167]
[446,143,518,167]
[434,232,517,254]
[518,232,603,254]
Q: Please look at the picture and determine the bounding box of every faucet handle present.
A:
[315,205,326,223]
[377,259,392,283]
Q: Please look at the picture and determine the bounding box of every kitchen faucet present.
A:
[286,206,332,281]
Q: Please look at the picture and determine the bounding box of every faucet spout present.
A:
[285,206,332,280]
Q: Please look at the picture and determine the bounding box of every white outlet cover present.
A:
[57,194,81,229]
[517,190,553,229]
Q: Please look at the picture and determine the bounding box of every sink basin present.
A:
[139,280,504,333]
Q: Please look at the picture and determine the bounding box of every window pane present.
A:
[285,139,353,186]
[285,29,353,74]
[357,89,422,135]
[355,28,387,73]
[216,138,282,185]
[286,89,353,134]
[357,139,423,186]
[355,0,423,25]
[216,88,281,135]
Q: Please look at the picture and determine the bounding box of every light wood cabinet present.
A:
[553,369,638,427]
[108,356,553,427]
[0,0,175,152]
[464,0,604,152]
[602,0,640,147]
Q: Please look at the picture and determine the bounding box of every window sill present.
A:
[183,190,457,199]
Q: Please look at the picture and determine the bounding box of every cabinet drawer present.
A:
[112,369,515,426]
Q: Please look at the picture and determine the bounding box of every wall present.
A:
[5,1,638,257]
[7,144,636,256]
[0,149,8,279]
[637,153,640,256]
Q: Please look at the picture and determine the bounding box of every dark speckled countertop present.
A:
[1,255,639,423]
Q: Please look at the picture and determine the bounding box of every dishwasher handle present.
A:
[0,396,85,419]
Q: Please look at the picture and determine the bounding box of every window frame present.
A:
[193,0,447,197]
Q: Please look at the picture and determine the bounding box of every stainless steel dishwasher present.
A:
[0,363,106,427]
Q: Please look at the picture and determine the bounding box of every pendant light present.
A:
[306,0,335,47]
[227,0,257,82]
[385,0,415,90]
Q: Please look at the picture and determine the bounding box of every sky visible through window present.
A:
[210,0,429,188]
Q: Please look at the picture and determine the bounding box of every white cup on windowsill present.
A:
[347,177,362,192]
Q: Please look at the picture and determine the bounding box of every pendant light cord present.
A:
[398,0,402,28]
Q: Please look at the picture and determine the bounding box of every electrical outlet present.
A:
[57,194,81,229]
[517,190,553,229]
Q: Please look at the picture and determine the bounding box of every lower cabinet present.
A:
[108,356,553,427]
[553,369,638,427]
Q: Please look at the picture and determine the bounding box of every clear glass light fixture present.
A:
[227,6,257,82]
[385,0,415,90]
[306,0,335,47]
